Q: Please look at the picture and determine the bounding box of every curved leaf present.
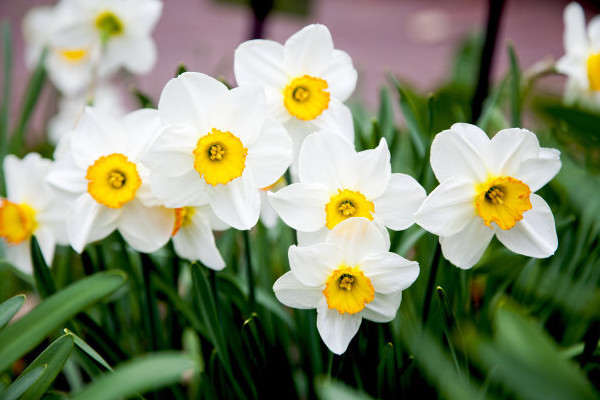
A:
[0,294,25,329]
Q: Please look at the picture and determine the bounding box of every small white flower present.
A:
[143,72,293,231]
[273,217,419,355]
[556,2,600,106]
[234,24,357,170]
[170,205,228,270]
[47,107,173,253]
[415,123,561,269]
[268,132,426,245]
[0,153,68,274]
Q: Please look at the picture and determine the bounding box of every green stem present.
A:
[243,230,256,311]
[422,242,443,326]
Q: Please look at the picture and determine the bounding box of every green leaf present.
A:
[175,63,187,77]
[64,328,112,371]
[2,365,46,400]
[19,334,74,400]
[31,236,56,298]
[389,75,426,158]
[315,377,374,400]
[70,352,198,400]
[9,47,47,156]
[0,294,25,330]
[476,73,509,132]
[508,43,522,127]
[436,286,467,377]
[0,270,127,373]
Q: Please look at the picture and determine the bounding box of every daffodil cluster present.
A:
[2,14,564,357]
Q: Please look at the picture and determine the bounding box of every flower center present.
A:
[283,75,330,120]
[95,11,124,42]
[193,128,248,186]
[86,153,141,209]
[475,176,532,230]
[58,48,87,63]
[323,266,374,315]
[0,200,37,245]
[587,52,600,91]
[325,189,374,229]
[172,207,196,236]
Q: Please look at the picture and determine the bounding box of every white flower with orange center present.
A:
[51,0,162,79]
[268,132,426,245]
[46,107,173,253]
[0,153,68,275]
[556,2,600,106]
[170,205,228,270]
[234,24,357,171]
[273,218,419,355]
[143,72,293,230]
[415,123,562,269]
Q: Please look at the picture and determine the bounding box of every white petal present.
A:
[283,24,334,77]
[5,242,33,275]
[114,35,156,74]
[564,2,588,54]
[374,173,426,230]
[143,124,197,177]
[360,253,419,294]
[173,210,225,270]
[588,15,600,49]
[150,170,210,207]
[362,291,403,323]
[120,108,162,160]
[353,138,391,199]
[430,123,488,183]
[297,228,329,247]
[209,175,260,230]
[46,154,87,195]
[245,118,292,189]
[325,218,388,265]
[234,39,287,89]
[439,216,495,269]
[267,183,329,232]
[485,128,540,177]
[208,85,267,146]
[288,242,339,286]
[118,200,172,253]
[5,153,50,203]
[34,227,57,268]
[495,194,558,258]
[68,194,119,253]
[273,271,323,309]
[311,99,355,146]
[514,148,561,192]
[299,131,357,189]
[158,72,228,132]
[320,49,357,102]
[317,302,362,355]
[415,177,477,237]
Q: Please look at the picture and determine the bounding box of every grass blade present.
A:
[64,328,113,371]
[0,270,127,372]
[388,74,426,158]
[2,365,46,400]
[31,236,56,298]
[70,352,198,400]
[0,294,25,329]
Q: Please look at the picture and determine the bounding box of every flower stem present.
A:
[243,229,256,311]
[422,242,443,326]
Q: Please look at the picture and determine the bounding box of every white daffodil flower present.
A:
[415,123,561,269]
[273,217,419,355]
[234,24,357,171]
[49,83,128,146]
[46,107,173,253]
[0,153,68,274]
[170,205,228,270]
[23,4,103,96]
[268,132,426,245]
[556,2,600,106]
[51,0,162,79]
[143,72,293,231]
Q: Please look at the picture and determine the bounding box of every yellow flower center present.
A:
[193,128,248,186]
[587,52,600,91]
[475,176,532,230]
[325,189,374,229]
[171,207,196,236]
[323,265,375,315]
[86,153,141,209]
[0,200,37,245]
[95,11,124,41]
[58,48,87,63]
[283,75,330,120]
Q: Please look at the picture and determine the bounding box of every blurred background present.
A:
[3,0,600,110]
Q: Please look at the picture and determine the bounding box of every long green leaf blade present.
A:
[31,236,56,298]
[0,270,127,372]
[70,352,198,400]
[2,366,45,400]
[0,294,25,329]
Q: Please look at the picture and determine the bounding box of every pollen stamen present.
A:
[209,144,225,161]
[109,171,125,188]
[486,187,504,204]
[338,202,355,216]
[339,274,354,291]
